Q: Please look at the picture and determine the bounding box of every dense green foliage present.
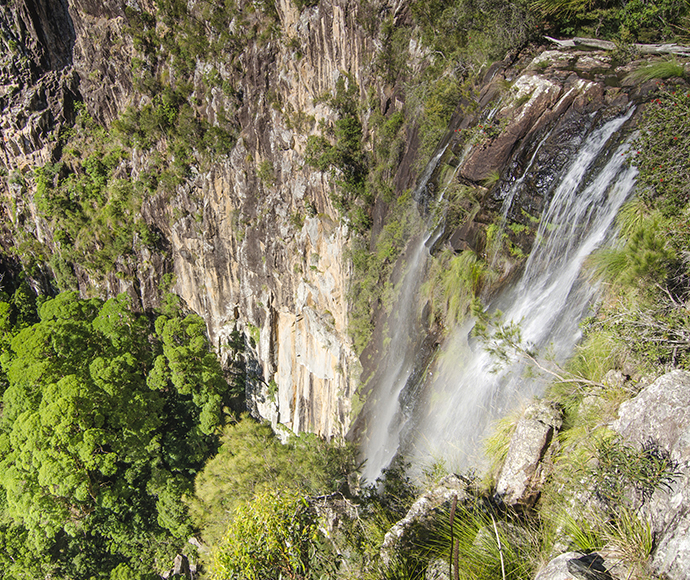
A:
[211,489,320,580]
[0,289,230,578]
[534,0,689,42]
[189,417,356,545]
[4,0,690,577]
[585,82,690,370]
[632,85,690,215]
[191,428,419,580]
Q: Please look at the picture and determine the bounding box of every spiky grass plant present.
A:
[589,210,673,289]
[625,60,687,83]
[532,0,595,16]
[560,511,603,553]
[483,170,501,188]
[422,248,491,327]
[553,507,653,577]
[423,501,539,580]
[601,507,654,572]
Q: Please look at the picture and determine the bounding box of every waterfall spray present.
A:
[361,108,638,481]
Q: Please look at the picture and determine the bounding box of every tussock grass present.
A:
[626,60,687,83]
[532,0,594,16]
[423,248,492,327]
[425,502,539,580]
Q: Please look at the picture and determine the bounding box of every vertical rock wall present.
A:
[0,0,411,439]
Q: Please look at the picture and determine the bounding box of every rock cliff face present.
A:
[1,0,410,439]
[0,0,77,170]
[0,0,664,444]
[156,0,384,437]
[613,371,690,580]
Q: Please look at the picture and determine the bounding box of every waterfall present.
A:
[361,109,638,481]
[359,228,442,483]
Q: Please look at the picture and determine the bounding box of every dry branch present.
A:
[544,36,690,56]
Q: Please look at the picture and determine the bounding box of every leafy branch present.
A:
[471,299,607,390]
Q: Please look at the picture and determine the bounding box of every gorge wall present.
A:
[1,0,405,438]
[0,0,669,448]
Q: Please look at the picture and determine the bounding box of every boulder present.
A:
[612,370,690,580]
[381,474,468,565]
[311,492,359,539]
[535,552,614,580]
[494,401,563,507]
[162,553,193,579]
[425,557,451,580]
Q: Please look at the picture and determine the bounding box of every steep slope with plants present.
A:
[2,0,690,578]
[0,0,549,440]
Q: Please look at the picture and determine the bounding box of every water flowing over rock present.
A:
[360,49,641,479]
[0,0,676,461]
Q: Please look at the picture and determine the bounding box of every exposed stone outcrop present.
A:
[2,0,397,439]
[162,553,194,579]
[311,492,359,552]
[0,0,78,173]
[381,474,468,566]
[456,50,630,186]
[139,0,402,438]
[425,558,450,580]
[612,370,690,580]
[535,552,614,580]
[494,400,563,507]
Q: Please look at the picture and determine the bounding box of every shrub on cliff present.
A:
[533,0,689,42]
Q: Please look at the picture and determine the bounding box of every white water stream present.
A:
[362,109,638,480]
[359,231,437,483]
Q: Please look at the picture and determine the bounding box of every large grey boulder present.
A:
[495,401,563,507]
[311,492,359,539]
[612,370,690,580]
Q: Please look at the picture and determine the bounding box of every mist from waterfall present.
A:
[361,109,638,481]
[359,234,433,483]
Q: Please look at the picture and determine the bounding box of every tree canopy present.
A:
[0,289,230,579]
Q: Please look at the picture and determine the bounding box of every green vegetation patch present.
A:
[0,290,231,579]
[533,0,689,42]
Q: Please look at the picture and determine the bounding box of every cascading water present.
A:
[362,108,639,481]
[359,233,434,483]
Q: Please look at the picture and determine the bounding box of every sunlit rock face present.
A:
[0,0,656,444]
[0,0,397,439]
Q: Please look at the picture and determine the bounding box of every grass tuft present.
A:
[625,60,687,83]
